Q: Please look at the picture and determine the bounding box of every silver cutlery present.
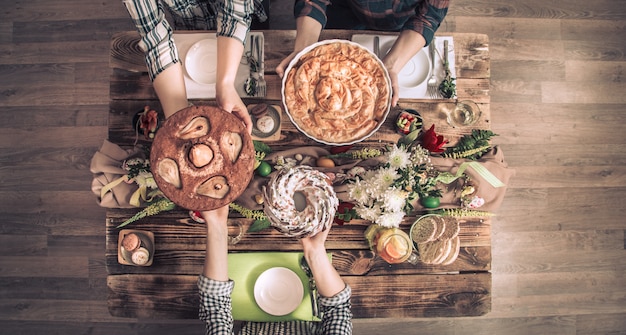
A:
[299,255,320,318]
[255,34,266,97]
[427,37,439,98]
[244,35,258,96]
[373,36,380,59]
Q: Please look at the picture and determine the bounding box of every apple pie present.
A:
[283,40,391,144]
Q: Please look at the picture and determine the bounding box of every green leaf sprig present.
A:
[228,203,271,233]
[443,129,498,160]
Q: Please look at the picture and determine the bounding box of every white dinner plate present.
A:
[254,267,304,316]
[379,39,431,88]
[185,39,217,85]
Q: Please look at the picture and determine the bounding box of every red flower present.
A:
[334,202,356,225]
[139,106,158,139]
[421,124,448,153]
[329,145,353,155]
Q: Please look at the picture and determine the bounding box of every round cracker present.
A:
[440,236,461,265]
[417,240,446,264]
[432,238,453,264]
[439,216,460,240]
[431,215,447,240]
[410,215,438,243]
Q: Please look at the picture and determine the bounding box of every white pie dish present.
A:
[281,39,392,146]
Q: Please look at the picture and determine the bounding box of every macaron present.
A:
[121,233,140,252]
[256,115,275,133]
[131,247,150,265]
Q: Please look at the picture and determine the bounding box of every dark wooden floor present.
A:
[1,0,625,334]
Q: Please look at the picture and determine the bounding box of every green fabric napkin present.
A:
[228,252,321,322]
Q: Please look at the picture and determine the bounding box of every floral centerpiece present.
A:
[345,141,441,229]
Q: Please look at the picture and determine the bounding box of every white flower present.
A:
[355,203,382,222]
[123,157,146,170]
[374,167,400,190]
[348,179,371,205]
[274,156,297,170]
[410,145,430,165]
[347,166,366,178]
[134,171,158,189]
[376,210,404,228]
[387,146,411,170]
[382,188,407,213]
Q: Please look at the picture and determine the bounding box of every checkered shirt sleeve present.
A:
[122,0,266,81]
[318,284,353,334]
[198,275,235,335]
[293,0,448,46]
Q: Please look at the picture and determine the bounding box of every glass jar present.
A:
[367,226,419,264]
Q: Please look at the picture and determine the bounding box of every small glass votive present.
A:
[447,100,482,127]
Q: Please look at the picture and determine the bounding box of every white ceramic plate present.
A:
[254,267,304,316]
[379,39,431,88]
[185,39,217,85]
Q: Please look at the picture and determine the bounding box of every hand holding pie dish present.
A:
[282,40,392,145]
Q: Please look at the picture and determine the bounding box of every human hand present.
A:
[200,204,230,232]
[276,51,298,78]
[300,225,331,256]
[216,85,253,134]
[385,66,401,107]
[201,204,230,281]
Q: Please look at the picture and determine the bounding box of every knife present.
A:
[373,36,380,59]
[443,39,450,79]
[255,34,264,75]
[299,255,320,318]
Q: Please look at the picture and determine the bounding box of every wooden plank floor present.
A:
[0,0,625,333]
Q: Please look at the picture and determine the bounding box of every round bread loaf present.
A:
[150,105,255,211]
[263,165,338,238]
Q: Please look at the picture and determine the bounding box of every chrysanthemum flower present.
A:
[376,211,404,228]
[387,146,411,170]
[355,203,382,223]
[374,167,400,189]
[348,179,370,205]
[382,188,407,213]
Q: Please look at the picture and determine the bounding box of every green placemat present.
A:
[228,252,321,322]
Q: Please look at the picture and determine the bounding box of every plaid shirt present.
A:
[123,0,267,81]
[198,275,353,335]
[294,0,448,46]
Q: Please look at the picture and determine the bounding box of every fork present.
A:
[255,34,266,97]
[300,255,320,318]
[426,38,439,99]
[244,35,258,96]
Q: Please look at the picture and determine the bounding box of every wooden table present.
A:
[106,30,492,319]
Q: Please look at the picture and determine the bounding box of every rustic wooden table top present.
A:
[106,30,492,319]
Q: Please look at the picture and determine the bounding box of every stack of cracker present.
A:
[410,215,461,265]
